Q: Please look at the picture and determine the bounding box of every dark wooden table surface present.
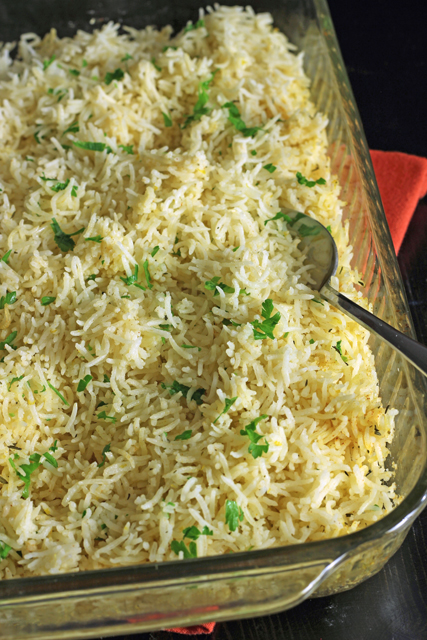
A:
[132,2,427,639]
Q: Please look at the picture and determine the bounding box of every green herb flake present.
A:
[121,53,133,62]
[151,57,162,72]
[42,451,58,468]
[181,344,201,351]
[105,68,125,85]
[0,541,11,559]
[47,381,69,405]
[120,264,145,290]
[49,440,58,452]
[162,112,173,127]
[184,19,205,33]
[9,453,42,499]
[333,340,349,364]
[151,246,160,257]
[103,374,110,383]
[225,499,244,532]
[8,375,24,391]
[77,375,92,392]
[71,185,78,197]
[0,330,17,351]
[251,150,257,156]
[69,69,80,77]
[85,235,103,243]
[296,172,326,188]
[162,45,178,52]
[326,225,332,233]
[63,121,79,136]
[142,259,153,289]
[161,380,205,406]
[119,144,134,154]
[51,218,85,252]
[222,319,241,327]
[50,179,70,193]
[43,55,56,70]
[171,540,197,558]
[264,210,305,227]
[309,339,315,344]
[82,59,88,68]
[97,443,111,468]
[312,298,324,305]
[174,430,192,441]
[240,415,269,459]
[213,397,237,424]
[250,299,281,341]
[1,250,12,263]
[41,296,56,306]
[0,291,17,310]
[73,141,113,153]
[82,510,87,518]
[97,411,116,423]
[182,70,218,129]
[222,102,263,138]
[298,223,321,238]
[232,246,240,252]
[26,156,34,162]
[182,525,213,540]
[263,163,276,173]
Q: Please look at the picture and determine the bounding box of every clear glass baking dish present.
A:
[1,0,427,637]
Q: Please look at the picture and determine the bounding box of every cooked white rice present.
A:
[0,5,397,577]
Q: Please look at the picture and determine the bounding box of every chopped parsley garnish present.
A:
[63,121,79,135]
[73,141,113,153]
[69,68,80,77]
[296,172,326,187]
[0,291,16,310]
[77,375,92,392]
[333,340,348,364]
[240,415,269,459]
[82,59,88,67]
[174,430,192,441]
[183,525,213,540]
[105,68,125,85]
[312,298,324,305]
[204,276,247,297]
[222,319,241,327]
[49,440,58,452]
[326,225,332,233]
[162,112,173,127]
[181,344,201,351]
[251,150,257,156]
[250,299,280,340]
[142,260,153,289]
[47,381,69,405]
[263,163,276,173]
[41,296,56,306]
[184,19,205,33]
[34,129,44,144]
[151,246,160,257]
[222,102,263,138]
[119,144,134,154]
[213,397,237,424]
[85,235,103,243]
[97,411,116,423]
[182,70,218,128]
[0,330,17,351]
[161,381,205,405]
[264,210,306,227]
[232,246,240,252]
[0,541,11,559]
[8,375,24,391]
[43,55,56,70]
[1,249,12,263]
[97,443,111,468]
[171,540,197,558]
[151,57,162,72]
[9,449,57,499]
[120,264,146,290]
[309,338,315,344]
[26,156,34,162]
[163,45,178,52]
[103,374,110,383]
[225,499,244,532]
[121,53,133,62]
[50,179,70,192]
[50,218,85,252]
[71,185,78,197]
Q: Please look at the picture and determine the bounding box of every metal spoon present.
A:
[282,210,427,376]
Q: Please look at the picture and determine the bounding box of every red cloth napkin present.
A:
[167,150,427,636]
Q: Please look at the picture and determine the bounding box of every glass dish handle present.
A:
[321,282,427,377]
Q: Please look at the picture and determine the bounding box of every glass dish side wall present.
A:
[0,1,426,638]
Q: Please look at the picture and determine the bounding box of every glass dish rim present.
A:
[1,0,427,605]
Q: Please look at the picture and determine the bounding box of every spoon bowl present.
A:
[282,210,427,377]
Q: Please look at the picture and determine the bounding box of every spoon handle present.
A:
[321,282,427,376]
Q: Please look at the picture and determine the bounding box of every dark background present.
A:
[1,0,427,638]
